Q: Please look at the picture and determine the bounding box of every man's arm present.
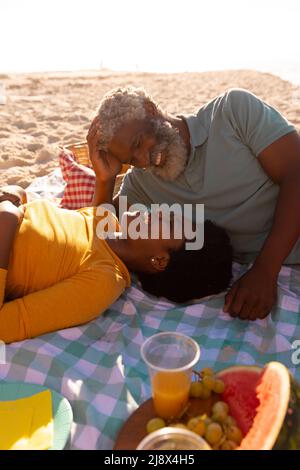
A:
[92,181,126,218]
[92,178,115,206]
[255,131,300,272]
[87,116,123,215]
[87,116,150,216]
[225,131,300,320]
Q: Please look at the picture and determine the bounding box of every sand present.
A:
[0,69,300,188]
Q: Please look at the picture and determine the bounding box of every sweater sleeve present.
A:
[0,266,126,344]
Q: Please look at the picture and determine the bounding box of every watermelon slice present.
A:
[217,362,300,450]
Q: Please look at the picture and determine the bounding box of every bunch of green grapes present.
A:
[146,401,243,450]
[189,367,225,399]
[179,401,242,449]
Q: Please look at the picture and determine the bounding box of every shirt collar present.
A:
[179,114,208,150]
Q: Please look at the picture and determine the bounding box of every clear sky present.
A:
[1,0,300,82]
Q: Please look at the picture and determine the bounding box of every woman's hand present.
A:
[87,116,122,181]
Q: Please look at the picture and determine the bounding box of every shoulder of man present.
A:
[194,87,258,127]
[211,87,261,114]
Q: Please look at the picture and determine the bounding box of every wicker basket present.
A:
[64,141,131,197]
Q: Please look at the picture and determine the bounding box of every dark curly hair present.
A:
[137,220,233,303]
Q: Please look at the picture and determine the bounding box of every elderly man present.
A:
[87,86,300,321]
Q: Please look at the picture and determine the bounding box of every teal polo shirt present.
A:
[120,88,299,264]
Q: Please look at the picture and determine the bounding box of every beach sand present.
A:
[0,69,300,188]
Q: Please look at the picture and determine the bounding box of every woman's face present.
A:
[120,209,185,273]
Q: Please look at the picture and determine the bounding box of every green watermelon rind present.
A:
[273,373,300,450]
[217,362,300,450]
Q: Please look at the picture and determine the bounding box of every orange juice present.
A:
[151,371,190,420]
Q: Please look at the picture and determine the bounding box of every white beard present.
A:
[147,119,188,181]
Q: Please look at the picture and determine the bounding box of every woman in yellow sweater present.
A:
[0,126,232,344]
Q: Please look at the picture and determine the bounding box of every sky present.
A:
[1,0,300,83]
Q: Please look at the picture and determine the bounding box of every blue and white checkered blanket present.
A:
[1,170,299,449]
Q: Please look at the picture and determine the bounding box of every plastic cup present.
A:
[136,427,211,450]
[141,332,200,420]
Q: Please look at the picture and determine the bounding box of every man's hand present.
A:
[223,265,278,321]
[87,116,122,181]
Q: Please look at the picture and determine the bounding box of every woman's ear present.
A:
[151,254,169,272]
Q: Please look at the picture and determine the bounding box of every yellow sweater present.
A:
[0,200,131,343]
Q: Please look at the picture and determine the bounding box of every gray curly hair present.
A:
[97,86,164,150]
